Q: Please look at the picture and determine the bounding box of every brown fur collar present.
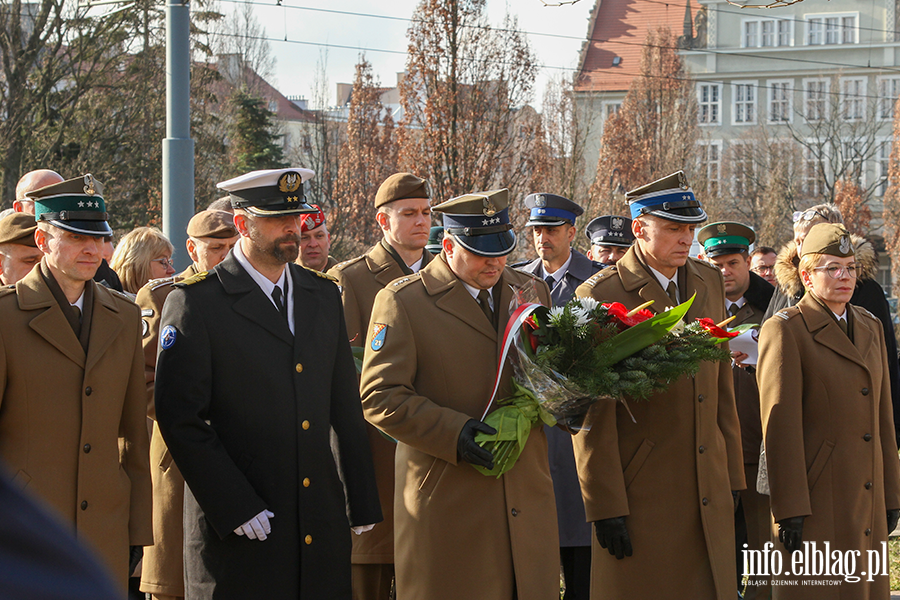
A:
[774,234,878,298]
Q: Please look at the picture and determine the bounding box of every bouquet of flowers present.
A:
[472,292,738,477]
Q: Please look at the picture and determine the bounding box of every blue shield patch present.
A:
[370,323,387,352]
[160,325,177,350]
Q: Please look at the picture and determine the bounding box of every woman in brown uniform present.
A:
[758,223,900,599]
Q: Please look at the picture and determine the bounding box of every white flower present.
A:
[577,297,599,314]
[571,306,591,327]
[547,306,566,327]
[670,319,685,337]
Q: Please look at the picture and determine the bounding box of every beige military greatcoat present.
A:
[360,255,559,600]
[573,246,745,600]
[328,241,432,565]
[136,264,197,598]
[758,293,900,598]
[0,264,152,590]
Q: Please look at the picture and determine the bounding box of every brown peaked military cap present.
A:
[0,212,38,247]
[186,210,238,239]
[374,173,429,208]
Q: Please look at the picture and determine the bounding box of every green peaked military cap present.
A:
[697,221,756,257]
[30,174,112,237]
[800,223,854,258]
[433,189,517,257]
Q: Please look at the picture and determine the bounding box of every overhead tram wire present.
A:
[212,0,900,76]
[212,30,900,103]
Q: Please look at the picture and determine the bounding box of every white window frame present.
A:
[803,78,830,121]
[697,83,722,126]
[767,79,793,123]
[805,13,858,46]
[840,138,867,189]
[802,142,827,198]
[742,18,792,48]
[875,137,891,197]
[876,76,900,120]
[732,81,758,126]
[698,140,723,195]
[602,100,622,121]
[727,140,758,198]
[840,77,866,121]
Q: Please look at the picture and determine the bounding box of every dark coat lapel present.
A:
[217,253,293,346]
[17,267,85,367]
[289,264,320,348]
[422,257,497,342]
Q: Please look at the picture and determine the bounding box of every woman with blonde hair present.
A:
[110,226,176,296]
[758,222,900,597]
[764,203,900,447]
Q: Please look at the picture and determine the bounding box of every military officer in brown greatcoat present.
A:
[0,175,153,591]
[573,171,745,600]
[360,189,559,600]
[698,221,774,600]
[328,172,434,600]
[758,223,900,599]
[137,208,238,600]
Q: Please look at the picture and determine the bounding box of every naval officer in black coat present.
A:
[156,168,381,600]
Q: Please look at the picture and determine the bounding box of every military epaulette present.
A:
[509,259,532,269]
[390,274,421,290]
[302,266,338,283]
[583,265,617,288]
[173,271,210,288]
[853,305,878,322]
[774,306,800,321]
[0,285,16,296]
[330,255,366,273]
[106,287,137,303]
[149,276,177,291]
[515,269,542,282]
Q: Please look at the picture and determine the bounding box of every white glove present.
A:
[234,510,275,541]
[352,524,376,535]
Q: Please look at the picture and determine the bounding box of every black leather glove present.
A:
[128,545,143,576]
[888,509,900,534]
[594,516,633,560]
[777,517,805,553]
[457,419,496,469]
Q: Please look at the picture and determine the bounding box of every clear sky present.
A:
[220,0,595,109]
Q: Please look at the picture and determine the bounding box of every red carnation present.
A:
[696,318,739,339]
[603,302,655,329]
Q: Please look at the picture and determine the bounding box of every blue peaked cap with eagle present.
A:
[433,189,517,257]
[217,168,319,217]
[626,170,707,224]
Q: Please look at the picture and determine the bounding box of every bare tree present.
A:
[397,0,540,204]
[586,26,698,217]
[211,0,275,93]
[331,56,397,259]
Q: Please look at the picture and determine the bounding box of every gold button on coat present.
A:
[303,477,310,487]
[295,363,303,373]
[302,420,310,430]
[305,535,312,545]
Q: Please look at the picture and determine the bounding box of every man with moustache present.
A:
[0,174,152,591]
[296,204,336,272]
[0,213,43,285]
[360,189,558,600]
[573,171,744,600]
[328,172,433,600]
[584,215,635,266]
[697,221,774,600]
[514,193,601,600]
[137,208,239,600]
[155,168,381,599]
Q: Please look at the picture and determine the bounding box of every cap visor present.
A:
[647,207,708,224]
[704,245,748,257]
[526,218,570,228]
[453,230,517,257]
[245,203,320,217]
[592,240,633,247]
[49,220,112,237]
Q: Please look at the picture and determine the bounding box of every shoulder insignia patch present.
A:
[332,255,365,272]
[160,325,177,349]
[774,307,799,321]
[855,306,877,321]
[390,274,421,290]
[393,277,411,287]
[141,308,154,318]
[107,288,136,303]
[174,271,209,288]
[301,266,338,283]
[370,323,387,351]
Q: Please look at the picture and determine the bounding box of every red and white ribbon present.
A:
[480,302,543,420]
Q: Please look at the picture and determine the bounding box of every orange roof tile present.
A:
[575,0,698,93]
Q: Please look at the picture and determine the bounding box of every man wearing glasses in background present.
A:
[749,246,777,287]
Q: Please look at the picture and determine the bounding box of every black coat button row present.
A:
[861,388,869,396]
[864,434,873,442]
[698,446,705,454]
[702,498,709,506]
[81,500,88,510]
[83,444,91,453]
[85,387,92,396]
[865,482,873,490]
[511,508,518,517]
[698,395,704,403]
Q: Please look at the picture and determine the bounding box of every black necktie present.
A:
[477,289,494,326]
[544,275,556,291]
[666,281,678,305]
[272,286,288,323]
[728,303,740,318]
